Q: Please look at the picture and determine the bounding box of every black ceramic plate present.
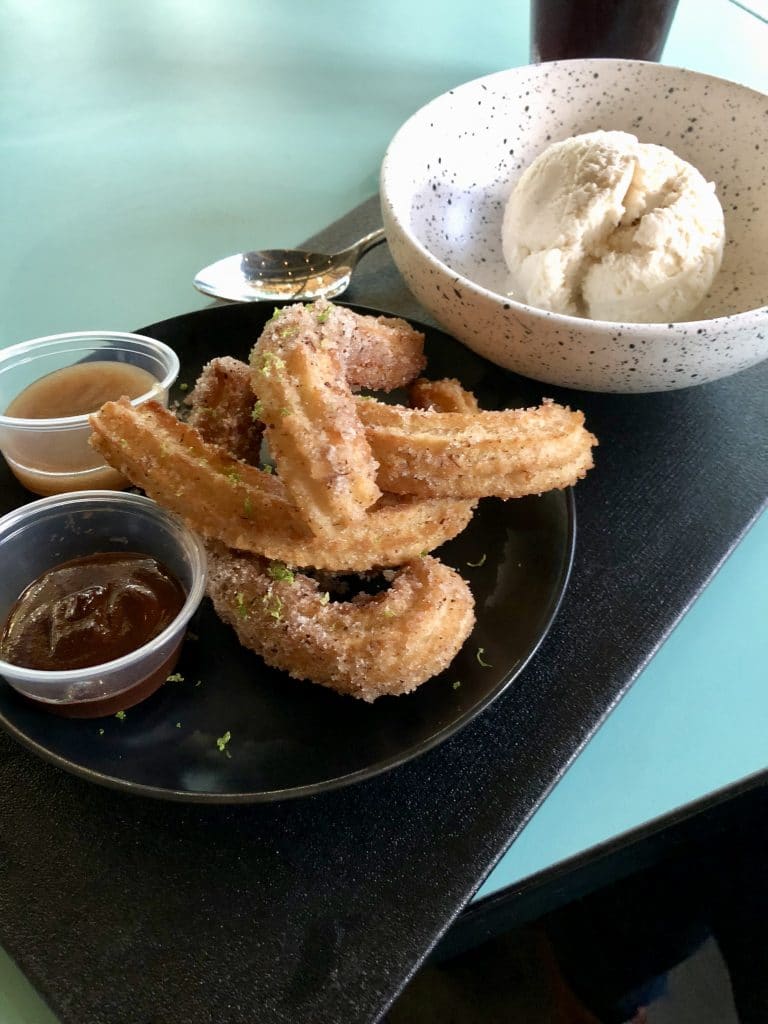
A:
[0,303,574,802]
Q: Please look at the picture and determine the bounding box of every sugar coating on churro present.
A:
[206,547,475,701]
[186,356,264,464]
[89,398,475,571]
[357,396,596,499]
[312,298,426,392]
[252,303,381,536]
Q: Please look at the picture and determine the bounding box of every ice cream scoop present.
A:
[501,130,725,323]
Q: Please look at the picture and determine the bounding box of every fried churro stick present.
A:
[313,298,426,391]
[206,546,475,701]
[184,346,595,502]
[409,377,479,414]
[252,303,381,536]
[185,356,264,464]
[89,399,476,570]
[356,396,596,499]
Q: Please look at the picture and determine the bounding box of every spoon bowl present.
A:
[193,228,386,303]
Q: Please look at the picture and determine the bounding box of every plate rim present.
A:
[0,301,577,803]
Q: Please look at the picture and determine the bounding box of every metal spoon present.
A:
[193,228,387,303]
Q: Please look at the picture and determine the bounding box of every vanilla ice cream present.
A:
[501,130,725,323]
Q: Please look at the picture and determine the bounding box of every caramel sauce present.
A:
[5,461,128,497]
[0,552,185,671]
[5,361,157,420]
[2,360,161,495]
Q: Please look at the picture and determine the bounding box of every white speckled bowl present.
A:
[381,60,768,393]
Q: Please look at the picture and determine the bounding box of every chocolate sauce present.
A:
[0,552,185,671]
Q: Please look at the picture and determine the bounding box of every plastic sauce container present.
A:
[0,331,179,496]
[0,492,207,717]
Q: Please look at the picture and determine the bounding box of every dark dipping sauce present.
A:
[0,552,185,671]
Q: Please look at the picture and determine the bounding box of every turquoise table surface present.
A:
[0,0,766,1020]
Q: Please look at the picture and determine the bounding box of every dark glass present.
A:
[531,0,680,62]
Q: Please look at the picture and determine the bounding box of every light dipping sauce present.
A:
[5,361,157,420]
[3,459,128,497]
[2,360,160,495]
[0,551,186,672]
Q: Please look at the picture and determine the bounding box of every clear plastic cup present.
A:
[0,331,179,496]
[0,491,207,717]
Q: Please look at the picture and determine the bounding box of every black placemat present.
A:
[1,196,766,1024]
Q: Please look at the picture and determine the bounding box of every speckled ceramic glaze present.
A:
[381,60,768,393]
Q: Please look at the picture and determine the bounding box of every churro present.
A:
[90,398,476,571]
[206,546,475,701]
[185,356,264,464]
[251,303,381,536]
[312,298,426,391]
[357,396,596,499]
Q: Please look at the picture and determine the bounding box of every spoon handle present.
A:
[338,228,387,263]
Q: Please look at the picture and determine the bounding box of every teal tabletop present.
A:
[0,0,766,1020]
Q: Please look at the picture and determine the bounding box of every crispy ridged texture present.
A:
[252,304,381,536]
[313,298,426,391]
[185,356,264,464]
[182,351,594,502]
[356,397,597,499]
[206,546,475,701]
[89,399,476,570]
